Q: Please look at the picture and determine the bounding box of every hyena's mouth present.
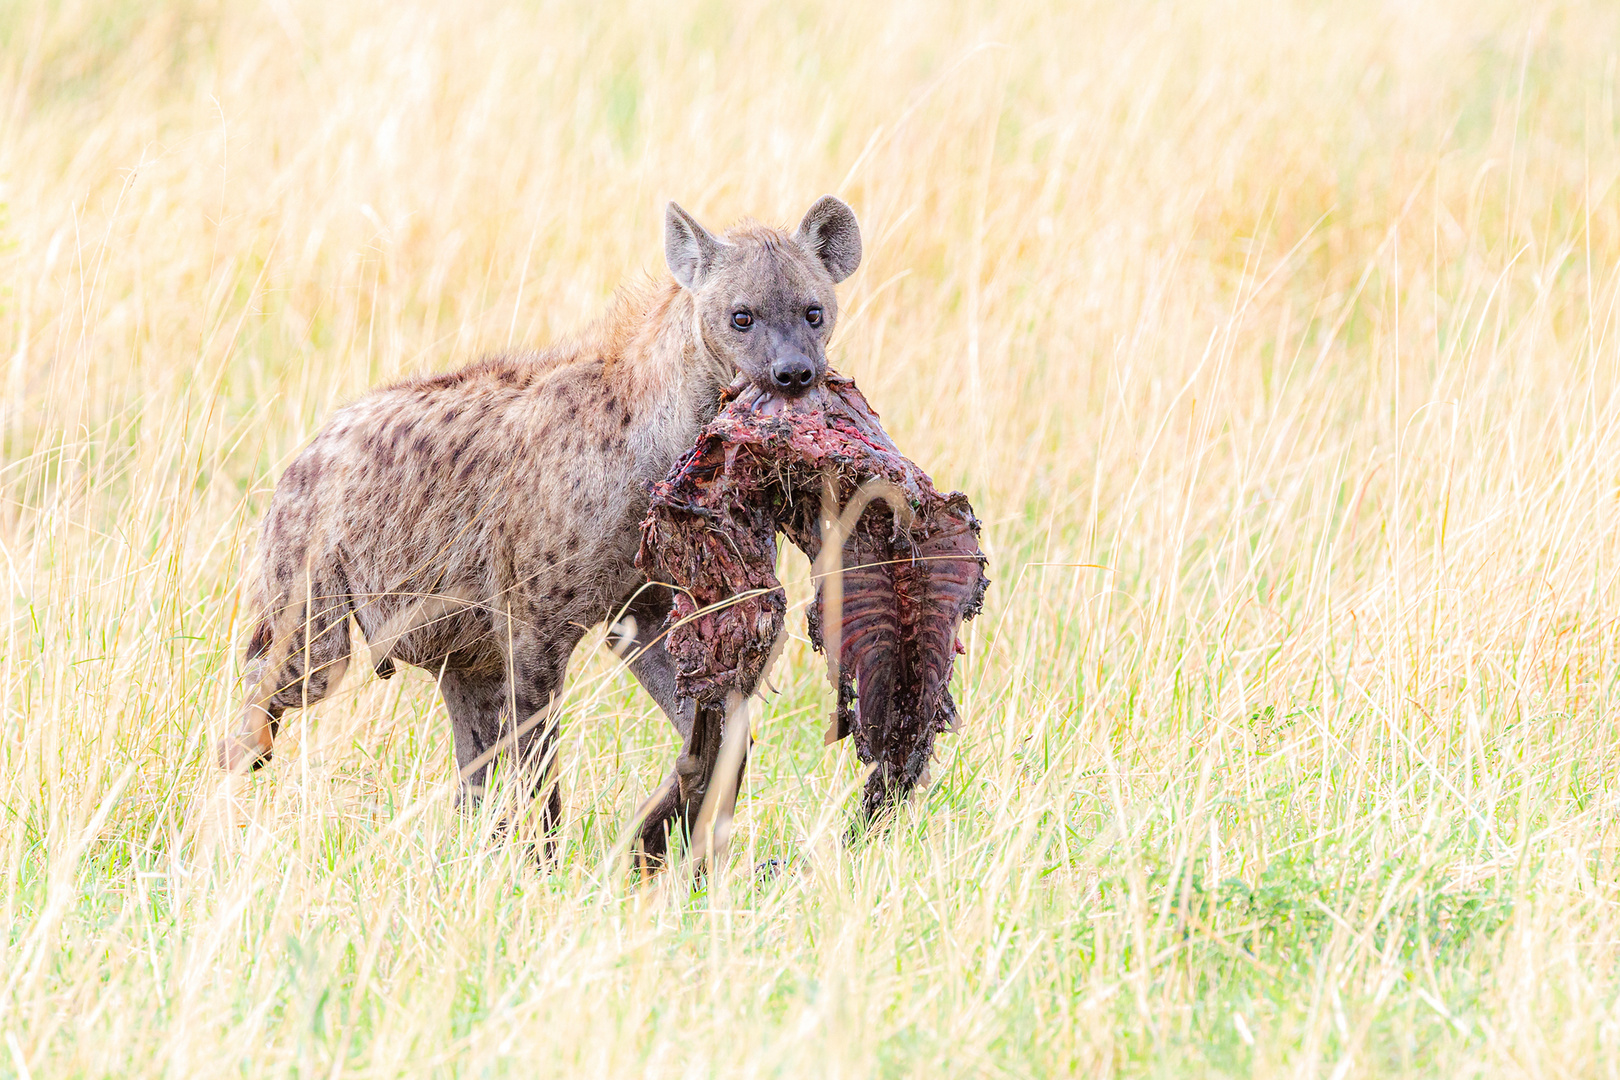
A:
[639,371,990,820]
[754,384,831,416]
[726,374,830,417]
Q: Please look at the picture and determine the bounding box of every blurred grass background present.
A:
[1,0,1618,1075]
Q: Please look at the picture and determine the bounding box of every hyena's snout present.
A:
[769,350,819,394]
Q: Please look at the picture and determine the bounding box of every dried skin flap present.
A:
[638,375,990,816]
[636,436,786,711]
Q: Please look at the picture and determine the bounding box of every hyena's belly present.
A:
[351,582,504,677]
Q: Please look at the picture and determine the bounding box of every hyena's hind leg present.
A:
[437,670,509,807]
[440,639,570,848]
[218,591,354,773]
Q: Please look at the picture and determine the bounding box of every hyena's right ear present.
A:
[665,202,727,290]
[794,195,862,283]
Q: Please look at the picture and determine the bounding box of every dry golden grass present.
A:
[2,0,1619,1074]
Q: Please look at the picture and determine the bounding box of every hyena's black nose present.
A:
[771,353,817,391]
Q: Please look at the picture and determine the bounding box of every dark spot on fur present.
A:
[443,408,459,423]
[413,436,430,456]
[366,431,394,467]
[417,368,472,391]
[518,654,552,693]
[620,406,632,427]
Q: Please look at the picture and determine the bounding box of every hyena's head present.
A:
[664,195,862,399]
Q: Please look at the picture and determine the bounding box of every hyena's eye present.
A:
[806,305,824,327]
[731,311,753,331]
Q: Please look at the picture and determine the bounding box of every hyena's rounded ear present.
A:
[665,202,726,290]
[794,195,862,283]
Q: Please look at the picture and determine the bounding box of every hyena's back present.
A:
[246,351,662,708]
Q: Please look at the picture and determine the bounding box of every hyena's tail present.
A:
[244,617,272,662]
[220,571,355,773]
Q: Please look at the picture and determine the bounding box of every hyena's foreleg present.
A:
[621,617,759,873]
[219,586,353,774]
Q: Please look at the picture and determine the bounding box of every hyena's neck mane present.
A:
[598,277,730,406]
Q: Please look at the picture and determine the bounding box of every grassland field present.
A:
[2,0,1620,1075]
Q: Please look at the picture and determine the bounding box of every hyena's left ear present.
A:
[794,195,862,283]
[666,202,728,290]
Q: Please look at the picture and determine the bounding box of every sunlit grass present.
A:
[2,0,1619,1075]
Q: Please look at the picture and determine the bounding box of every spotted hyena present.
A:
[221,196,862,863]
